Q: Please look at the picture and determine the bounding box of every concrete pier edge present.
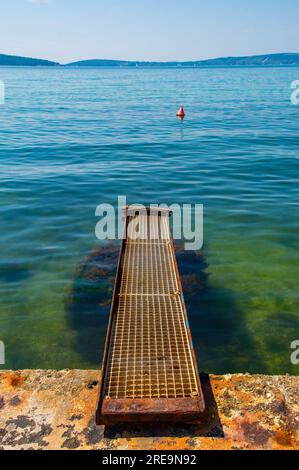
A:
[0,370,298,450]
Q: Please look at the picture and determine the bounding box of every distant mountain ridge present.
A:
[1,52,299,67]
[0,54,59,66]
[67,53,299,67]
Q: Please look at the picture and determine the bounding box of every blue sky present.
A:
[1,0,298,63]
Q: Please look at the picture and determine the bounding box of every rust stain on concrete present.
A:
[0,370,298,450]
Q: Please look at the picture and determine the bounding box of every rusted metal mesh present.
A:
[103,213,199,399]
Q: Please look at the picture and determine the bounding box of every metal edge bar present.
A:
[168,234,205,413]
[100,397,203,425]
[96,207,128,425]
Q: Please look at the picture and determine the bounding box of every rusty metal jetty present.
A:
[96,207,205,425]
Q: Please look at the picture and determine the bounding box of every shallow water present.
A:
[0,66,298,374]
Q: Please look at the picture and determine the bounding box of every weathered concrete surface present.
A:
[0,370,298,450]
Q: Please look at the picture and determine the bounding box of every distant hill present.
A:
[1,52,299,67]
[67,53,299,67]
[66,59,179,67]
[0,54,59,66]
[193,53,299,66]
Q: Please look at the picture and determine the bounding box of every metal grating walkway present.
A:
[97,208,205,425]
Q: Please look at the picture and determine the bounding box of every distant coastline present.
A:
[1,52,299,67]
[0,54,59,67]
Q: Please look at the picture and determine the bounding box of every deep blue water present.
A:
[0,66,298,374]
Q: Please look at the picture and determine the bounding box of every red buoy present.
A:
[176,105,185,119]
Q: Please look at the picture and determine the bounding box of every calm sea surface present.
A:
[0,67,298,374]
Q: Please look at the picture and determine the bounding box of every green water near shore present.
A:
[0,66,298,374]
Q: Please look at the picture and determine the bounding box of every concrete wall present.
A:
[0,370,298,450]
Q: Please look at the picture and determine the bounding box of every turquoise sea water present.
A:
[0,66,298,374]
